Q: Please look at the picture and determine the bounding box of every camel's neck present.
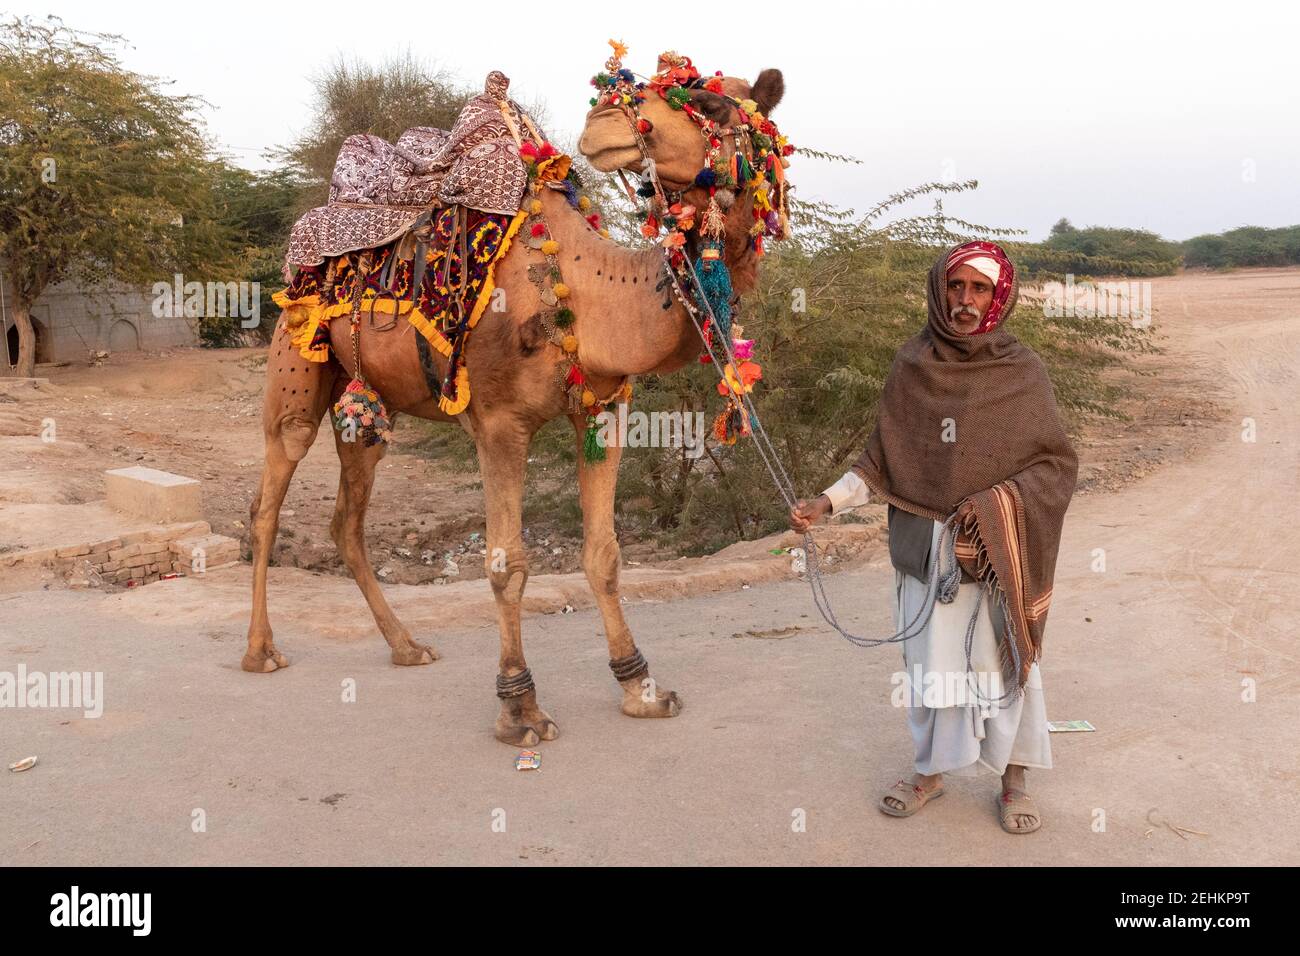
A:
[540,185,760,379]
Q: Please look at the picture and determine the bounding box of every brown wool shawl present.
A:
[850,246,1079,688]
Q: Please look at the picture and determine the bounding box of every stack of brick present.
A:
[3,522,207,582]
[2,467,245,589]
[2,523,243,589]
[168,532,241,576]
[105,538,183,585]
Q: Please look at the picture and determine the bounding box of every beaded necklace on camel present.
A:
[516,142,632,463]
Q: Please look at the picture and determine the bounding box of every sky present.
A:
[10,0,1299,241]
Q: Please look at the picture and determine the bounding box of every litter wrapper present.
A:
[515,750,542,771]
[1047,719,1095,733]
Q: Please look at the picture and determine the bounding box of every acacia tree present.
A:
[0,16,233,375]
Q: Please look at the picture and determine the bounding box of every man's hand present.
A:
[789,495,832,533]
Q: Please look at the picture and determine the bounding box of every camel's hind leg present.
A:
[330,425,438,666]
[243,324,336,673]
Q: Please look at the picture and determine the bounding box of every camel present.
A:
[243,63,788,747]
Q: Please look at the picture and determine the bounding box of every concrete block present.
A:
[105,467,202,523]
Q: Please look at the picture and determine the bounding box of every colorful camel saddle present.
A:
[284,70,535,269]
[273,203,527,415]
[276,70,544,415]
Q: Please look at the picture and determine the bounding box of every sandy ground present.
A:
[0,268,1296,865]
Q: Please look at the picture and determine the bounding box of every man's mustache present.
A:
[949,304,981,321]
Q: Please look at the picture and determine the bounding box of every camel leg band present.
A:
[496,668,535,699]
[609,650,649,683]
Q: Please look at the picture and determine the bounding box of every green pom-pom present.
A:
[666,87,690,110]
[583,417,606,463]
[554,308,575,328]
[589,97,598,107]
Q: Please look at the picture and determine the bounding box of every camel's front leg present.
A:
[571,414,681,718]
[478,424,558,746]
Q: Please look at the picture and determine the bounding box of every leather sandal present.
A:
[996,787,1042,834]
[878,778,945,818]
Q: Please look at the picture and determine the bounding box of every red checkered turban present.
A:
[946,240,1016,334]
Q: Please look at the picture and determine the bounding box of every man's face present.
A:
[945,263,994,334]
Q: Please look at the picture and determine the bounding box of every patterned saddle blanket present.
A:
[285,70,538,270]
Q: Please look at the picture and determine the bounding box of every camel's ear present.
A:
[750,68,784,114]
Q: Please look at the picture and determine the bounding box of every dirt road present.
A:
[1,269,1296,865]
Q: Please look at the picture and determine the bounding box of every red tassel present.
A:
[566,365,585,387]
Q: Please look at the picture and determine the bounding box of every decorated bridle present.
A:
[589,41,795,443]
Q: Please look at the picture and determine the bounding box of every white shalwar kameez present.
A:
[822,470,1052,778]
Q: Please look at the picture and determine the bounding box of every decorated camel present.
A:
[243,46,793,746]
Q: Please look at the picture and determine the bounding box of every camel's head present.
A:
[578,51,787,193]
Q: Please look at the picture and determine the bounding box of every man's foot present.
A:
[996,787,1042,833]
[879,773,944,818]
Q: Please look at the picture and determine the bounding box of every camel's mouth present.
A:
[578,109,642,172]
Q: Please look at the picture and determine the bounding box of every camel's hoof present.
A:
[241,649,289,673]
[495,720,541,747]
[621,689,682,718]
[494,708,560,746]
[391,641,439,666]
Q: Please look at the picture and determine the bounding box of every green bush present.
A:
[1182,225,1300,268]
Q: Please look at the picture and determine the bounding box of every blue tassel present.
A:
[694,168,716,188]
[694,252,733,339]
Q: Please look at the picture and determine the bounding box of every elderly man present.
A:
[790,241,1078,834]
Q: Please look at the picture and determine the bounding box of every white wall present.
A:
[1,271,199,365]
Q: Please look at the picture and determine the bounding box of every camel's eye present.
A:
[690,91,732,125]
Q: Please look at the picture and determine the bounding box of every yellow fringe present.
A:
[435,207,528,415]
